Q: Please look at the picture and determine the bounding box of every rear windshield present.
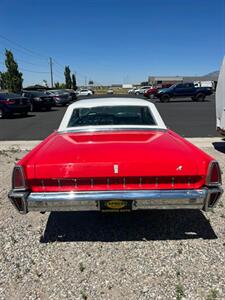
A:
[67,106,156,127]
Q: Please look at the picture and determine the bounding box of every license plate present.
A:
[100,200,132,212]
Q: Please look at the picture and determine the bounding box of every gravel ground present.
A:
[0,142,225,300]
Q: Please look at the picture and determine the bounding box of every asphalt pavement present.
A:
[0,94,219,140]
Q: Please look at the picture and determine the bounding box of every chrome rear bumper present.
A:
[8,187,223,214]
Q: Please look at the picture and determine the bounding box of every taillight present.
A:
[1,99,16,104]
[12,166,27,190]
[206,161,222,186]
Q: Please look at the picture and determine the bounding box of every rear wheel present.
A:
[195,93,205,102]
[160,94,170,102]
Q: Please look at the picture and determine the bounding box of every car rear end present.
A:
[37,95,55,109]
[144,87,158,99]
[0,93,30,118]
[8,130,223,214]
[7,99,223,214]
[53,92,70,106]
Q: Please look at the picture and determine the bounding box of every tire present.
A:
[0,108,5,119]
[195,93,206,102]
[160,94,170,103]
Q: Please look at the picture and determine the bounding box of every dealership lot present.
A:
[0,94,219,140]
[1,93,225,299]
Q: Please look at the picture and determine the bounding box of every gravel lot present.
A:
[0,141,225,300]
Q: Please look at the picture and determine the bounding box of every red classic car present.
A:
[8,98,223,214]
[143,87,158,99]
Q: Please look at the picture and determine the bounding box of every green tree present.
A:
[72,73,77,90]
[55,82,66,89]
[4,49,23,92]
[0,72,8,90]
[64,65,72,89]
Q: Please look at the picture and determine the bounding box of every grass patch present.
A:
[176,283,185,300]
[206,289,219,300]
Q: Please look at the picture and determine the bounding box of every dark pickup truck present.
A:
[156,83,213,102]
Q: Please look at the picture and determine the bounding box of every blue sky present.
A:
[0,0,224,86]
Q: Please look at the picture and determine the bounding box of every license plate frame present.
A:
[100,200,132,212]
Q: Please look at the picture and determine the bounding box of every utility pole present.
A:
[49,57,53,88]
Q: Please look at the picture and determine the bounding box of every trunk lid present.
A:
[31,131,198,178]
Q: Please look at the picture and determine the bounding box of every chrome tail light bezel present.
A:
[205,161,222,187]
[12,165,27,191]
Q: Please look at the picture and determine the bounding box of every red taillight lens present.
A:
[206,161,222,186]
[12,166,27,189]
[2,99,16,104]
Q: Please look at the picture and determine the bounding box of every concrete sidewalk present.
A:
[0,137,224,151]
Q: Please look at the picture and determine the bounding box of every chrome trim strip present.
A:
[58,128,167,134]
[28,189,207,211]
[8,187,223,213]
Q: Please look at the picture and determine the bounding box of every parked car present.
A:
[216,56,225,136]
[128,87,137,94]
[64,89,77,102]
[76,89,93,96]
[8,98,223,215]
[107,89,114,94]
[22,90,55,111]
[0,92,30,119]
[144,87,158,99]
[156,82,213,102]
[45,90,71,106]
[135,86,152,95]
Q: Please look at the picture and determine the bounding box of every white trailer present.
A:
[216,56,225,135]
[194,80,215,89]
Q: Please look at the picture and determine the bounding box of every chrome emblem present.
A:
[176,165,183,171]
[114,164,119,174]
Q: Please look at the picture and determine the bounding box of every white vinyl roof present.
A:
[58,97,167,132]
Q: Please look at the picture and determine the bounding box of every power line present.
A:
[0,34,49,60]
[0,62,49,73]
[20,68,49,74]
[53,59,65,69]
[16,58,47,68]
